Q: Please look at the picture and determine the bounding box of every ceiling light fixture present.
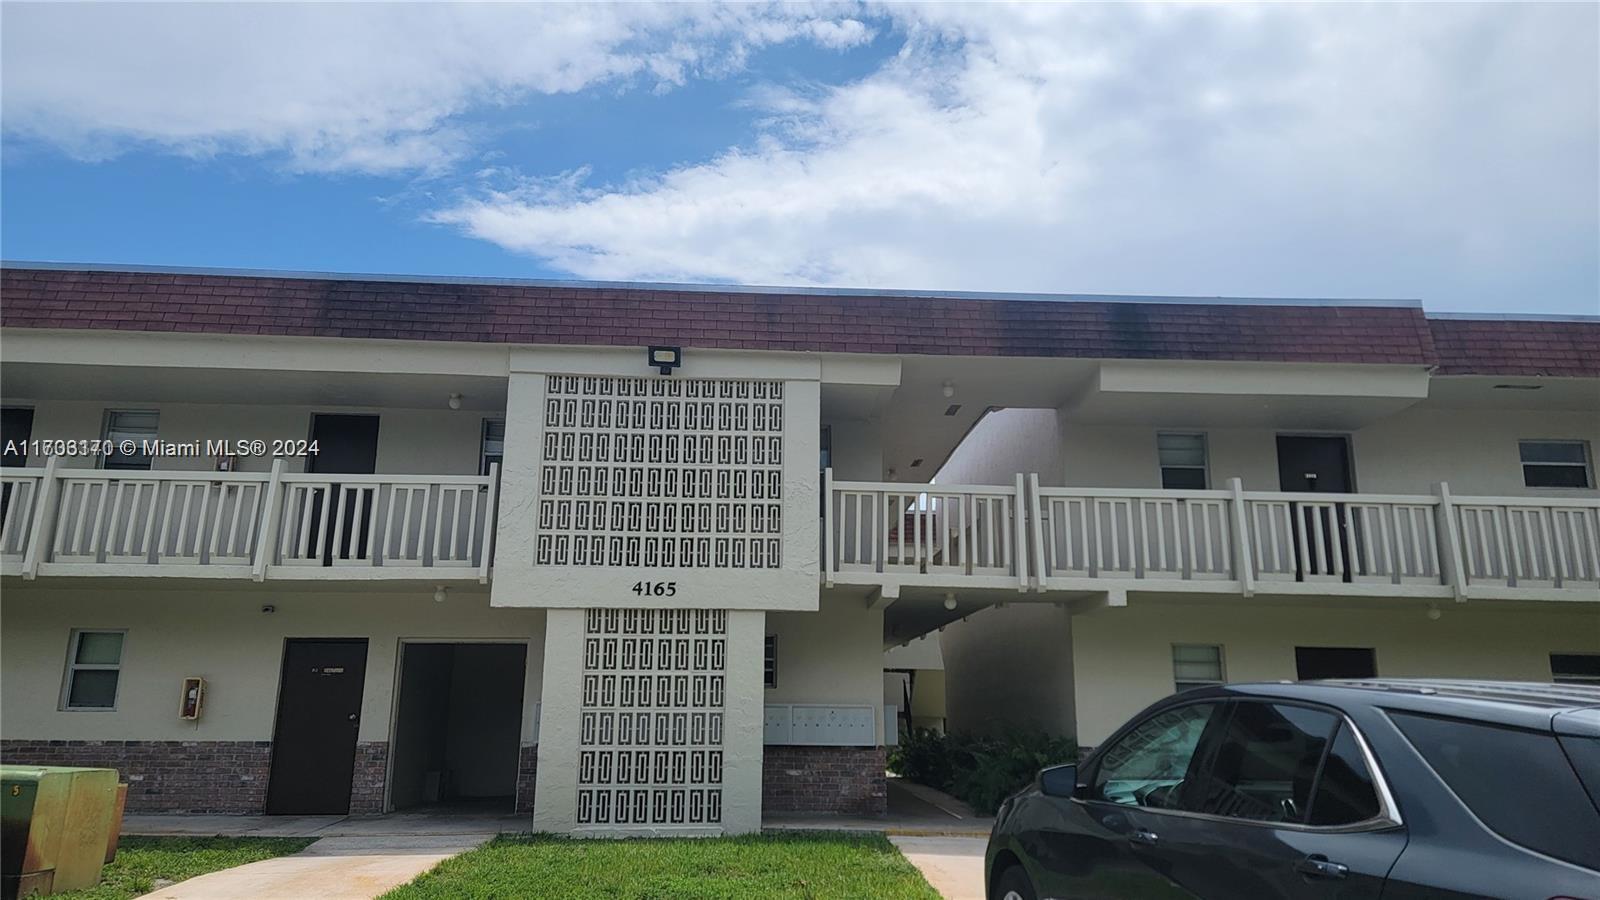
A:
[942,381,956,399]
[447,393,463,410]
[433,585,448,603]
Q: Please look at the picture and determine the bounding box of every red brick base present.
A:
[1,740,272,814]
[762,745,886,816]
[514,744,538,815]
[350,741,389,815]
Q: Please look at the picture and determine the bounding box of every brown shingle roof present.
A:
[1,265,1589,375]
[0,266,1445,366]
[1428,317,1600,378]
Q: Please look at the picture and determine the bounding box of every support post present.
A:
[1227,477,1255,597]
[20,455,59,580]
[252,458,286,582]
[823,466,835,588]
[1014,473,1029,591]
[479,462,501,584]
[1028,474,1048,592]
[1434,481,1468,602]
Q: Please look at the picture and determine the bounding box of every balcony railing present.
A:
[823,469,1600,601]
[2,457,498,582]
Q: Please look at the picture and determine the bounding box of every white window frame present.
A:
[764,635,777,689]
[1157,432,1210,490]
[480,418,505,477]
[60,628,127,711]
[100,409,159,471]
[1172,643,1225,693]
[1551,652,1600,686]
[1519,440,1594,490]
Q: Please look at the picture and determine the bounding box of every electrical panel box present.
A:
[179,677,204,721]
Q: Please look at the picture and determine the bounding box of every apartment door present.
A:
[2,407,33,466]
[1295,646,1377,680]
[266,639,369,814]
[1,408,33,526]
[306,415,379,563]
[1277,436,1353,580]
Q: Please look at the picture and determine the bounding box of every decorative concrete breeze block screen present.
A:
[538,375,784,568]
[577,608,727,827]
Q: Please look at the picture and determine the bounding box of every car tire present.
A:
[992,864,1037,900]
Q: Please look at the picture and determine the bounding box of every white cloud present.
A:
[0,2,873,174]
[3,2,1595,311]
[433,3,1599,312]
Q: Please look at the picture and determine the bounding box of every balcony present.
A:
[823,470,1600,603]
[1,459,499,583]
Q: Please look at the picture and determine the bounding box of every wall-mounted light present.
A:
[447,393,463,410]
[433,585,448,603]
[942,381,956,399]
[943,592,957,611]
[648,346,683,375]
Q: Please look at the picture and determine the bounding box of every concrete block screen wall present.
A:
[494,349,824,835]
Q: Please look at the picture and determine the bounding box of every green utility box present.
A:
[1,766,121,900]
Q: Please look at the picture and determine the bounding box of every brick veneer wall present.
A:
[0,740,271,814]
[349,742,389,815]
[763,746,886,816]
[514,743,538,815]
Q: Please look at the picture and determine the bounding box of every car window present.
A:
[1391,712,1600,871]
[1307,723,1382,826]
[1190,701,1338,824]
[1090,702,1218,809]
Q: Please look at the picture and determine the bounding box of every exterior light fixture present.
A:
[943,593,957,611]
[942,381,956,399]
[433,585,448,603]
[447,393,463,410]
[648,346,683,375]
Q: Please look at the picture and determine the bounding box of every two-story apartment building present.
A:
[1,263,1596,835]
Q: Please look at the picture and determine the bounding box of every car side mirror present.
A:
[1039,764,1079,799]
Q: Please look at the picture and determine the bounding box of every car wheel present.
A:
[992,864,1037,900]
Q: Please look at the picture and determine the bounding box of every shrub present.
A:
[889,727,1078,815]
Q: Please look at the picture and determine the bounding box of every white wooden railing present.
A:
[2,457,498,581]
[823,468,1600,599]
[824,470,1029,588]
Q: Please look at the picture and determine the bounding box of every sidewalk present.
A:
[133,834,491,900]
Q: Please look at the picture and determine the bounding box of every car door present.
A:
[1130,699,1407,899]
[1021,699,1226,900]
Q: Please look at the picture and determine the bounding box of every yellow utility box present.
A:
[1,766,121,899]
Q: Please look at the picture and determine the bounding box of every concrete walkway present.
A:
[134,834,491,900]
[890,835,988,900]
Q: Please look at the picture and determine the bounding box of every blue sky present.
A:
[3,3,1596,315]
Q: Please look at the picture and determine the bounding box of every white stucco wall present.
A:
[9,400,497,475]
[1055,410,1599,497]
[0,586,545,744]
[936,408,1063,487]
[766,595,886,742]
[1071,598,1600,745]
[940,603,1077,738]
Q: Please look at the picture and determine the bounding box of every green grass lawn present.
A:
[383,831,941,900]
[52,835,314,900]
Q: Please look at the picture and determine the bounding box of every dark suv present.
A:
[986,680,1600,899]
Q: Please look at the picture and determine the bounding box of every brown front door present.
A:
[1277,435,1354,580]
[266,639,368,815]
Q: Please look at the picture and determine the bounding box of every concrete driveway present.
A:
[890,835,988,900]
